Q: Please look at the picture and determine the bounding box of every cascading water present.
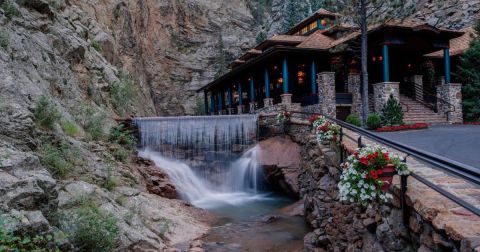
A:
[134,115,267,209]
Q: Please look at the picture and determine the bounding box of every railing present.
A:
[402,81,456,114]
[261,111,480,219]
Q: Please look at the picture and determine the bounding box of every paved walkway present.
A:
[377,125,480,169]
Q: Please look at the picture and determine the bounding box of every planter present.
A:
[379,164,397,191]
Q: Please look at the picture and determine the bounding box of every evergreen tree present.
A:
[381,94,404,126]
[456,21,480,122]
[282,0,305,33]
[214,33,228,78]
[256,31,267,45]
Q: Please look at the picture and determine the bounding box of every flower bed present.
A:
[311,115,341,144]
[464,121,480,125]
[376,123,428,132]
[277,111,291,123]
[339,145,411,205]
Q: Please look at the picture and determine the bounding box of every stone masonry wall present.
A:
[436,84,463,123]
[318,72,336,118]
[348,74,363,120]
[281,123,476,252]
[373,82,400,113]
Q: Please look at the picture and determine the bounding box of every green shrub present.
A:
[62,201,119,252]
[366,113,382,130]
[109,125,136,147]
[103,166,117,191]
[346,114,362,127]
[90,41,102,52]
[1,1,19,20]
[381,94,404,126]
[34,96,62,130]
[74,104,106,140]
[0,215,55,251]
[112,147,130,163]
[61,120,79,137]
[110,72,137,116]
[0,29,9,50]
[38,138,81,178]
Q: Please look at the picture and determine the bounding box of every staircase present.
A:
[400,95,448,124]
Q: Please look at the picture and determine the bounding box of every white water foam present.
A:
[139,146,268,209]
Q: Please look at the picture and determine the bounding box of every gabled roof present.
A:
[285,8,340,35]
[255,35,306,51]
[297,30,336,49]
[424,26,476,58]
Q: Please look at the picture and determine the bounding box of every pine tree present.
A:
[282,0,305,33]
[381,94,404,126]
[214,33,228,78]
[456,21,480,122]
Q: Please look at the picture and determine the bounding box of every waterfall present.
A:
[134,115,266,209]
[134,115,258,158]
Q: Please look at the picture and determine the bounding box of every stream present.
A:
[135,116,310,251]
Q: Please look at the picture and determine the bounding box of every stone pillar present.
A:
[413,75,423,102]
[348,73,363,119]
[263,98,273,108]
[318,72,336,118]
[237,105,244,115]
[227,108,234,115]
[436,83,463,123]
[281,94,292,105]
[373,82,400,113]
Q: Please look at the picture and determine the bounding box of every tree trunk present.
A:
[360,0,369,125]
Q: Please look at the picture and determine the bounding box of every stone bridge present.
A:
[256,111,480,252]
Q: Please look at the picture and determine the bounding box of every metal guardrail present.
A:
[261,111,480,218]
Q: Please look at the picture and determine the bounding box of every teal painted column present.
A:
[250,77,255,102]
[444,48,451,84]
[238,83,243,105]
[264,68,270,98]
[217,91,223,110]
[282,58,289,93]
[383,44,390,82]
[204,91,209,114]
[311,60,317,94]
[210,92,215,112]
[227,87,233,107]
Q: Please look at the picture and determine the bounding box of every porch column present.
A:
[210,91,216,114]
[204,90,209,115]
[444,48,451,84]
[217,91,224,114]
[311,60,317,95]
[227,87,233,107]
[373,82,400,113]
[227,87,234,115]
[281,58,292,104]
[249,77,255,103]
[436,83,462,123]
[237,83,244,114]
[318,72,336,118]
[264,68,273,107]
[348,73,362,120]
[383,44,390,82]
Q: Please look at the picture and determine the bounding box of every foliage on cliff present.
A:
[457,21,480,122]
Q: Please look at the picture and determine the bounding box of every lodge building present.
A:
[198,9,473,123]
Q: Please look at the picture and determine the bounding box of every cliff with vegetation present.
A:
[0,0,478,250]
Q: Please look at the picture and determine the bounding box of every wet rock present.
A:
[261,215,280,223]
[279,199,304,217]
[138,165,178,199]
[258,136,301,197]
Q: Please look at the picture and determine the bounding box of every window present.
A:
[309,21,317,31]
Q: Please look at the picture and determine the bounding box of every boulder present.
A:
[258,136,301,197]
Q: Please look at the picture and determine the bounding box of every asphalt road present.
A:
[377,125,480,169]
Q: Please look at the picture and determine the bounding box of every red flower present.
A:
[354,151,359,158]
[365,174,369,179]
[370,170,378,179]
[383,153,390,162]
[359,157,369,166]
[377,169,383,175]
